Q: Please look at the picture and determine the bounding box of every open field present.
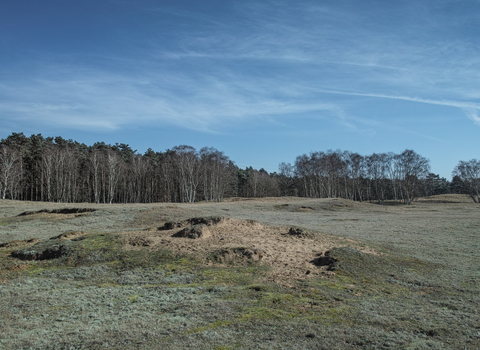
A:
[0,195,479,349]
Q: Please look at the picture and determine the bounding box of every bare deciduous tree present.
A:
[106,150,122,204]
[173,145,201,203]
[278,162,295,196]
[452,159,480,203]
[89,150,102,203]
[0,145,21,200]
[0,132,446,205]
[200,147,234,202]
[397,150,430,204]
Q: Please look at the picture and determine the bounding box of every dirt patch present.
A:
[0,238,40,248]
[161,216,230,239]
[173,224,212,239]
[287,227,315,238]
[124,217,375,284]
[297,206,314,212]
[159,216,227,230]
[6,263,30,272]
[18,208,97,216]
[50,231,87,240]
[208,247,264,264]
[309,252,337,269]
[11,239,75,260]
[128,236,154,247]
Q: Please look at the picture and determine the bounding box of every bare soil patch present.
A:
[124,216,377,284]
[0,238,40,248]
[18,208,97,216]
[51,230,87,240]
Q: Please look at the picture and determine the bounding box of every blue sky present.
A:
[1,0,479,178]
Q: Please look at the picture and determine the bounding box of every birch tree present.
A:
[106,150,122,204]
[173,145,201,203]
[0,145,21,199]
[452,159,480,203]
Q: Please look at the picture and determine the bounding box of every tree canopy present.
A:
[0,132,472,204]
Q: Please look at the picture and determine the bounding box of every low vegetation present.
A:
[0,195,479,349]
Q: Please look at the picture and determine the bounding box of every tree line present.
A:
[0,132,477,203]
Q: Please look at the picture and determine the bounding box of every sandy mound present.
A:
[173,224,212,239]
[124,216,377,284]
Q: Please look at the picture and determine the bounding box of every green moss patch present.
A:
[238,306,296,321]
[187,320,233,334]
[197,265,269,287]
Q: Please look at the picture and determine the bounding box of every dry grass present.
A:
[0,195,479,349]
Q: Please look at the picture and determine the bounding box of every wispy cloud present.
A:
[150,0,480,105]
[2,0,480,141]
[464,108,480,127]
[312,89,480,126]
[315,89,480,110]
[312,89,480,128]
[0,63,358,134]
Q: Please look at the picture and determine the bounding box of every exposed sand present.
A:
[123,217,378,284]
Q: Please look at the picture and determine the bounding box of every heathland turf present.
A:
[0,196,479,349]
